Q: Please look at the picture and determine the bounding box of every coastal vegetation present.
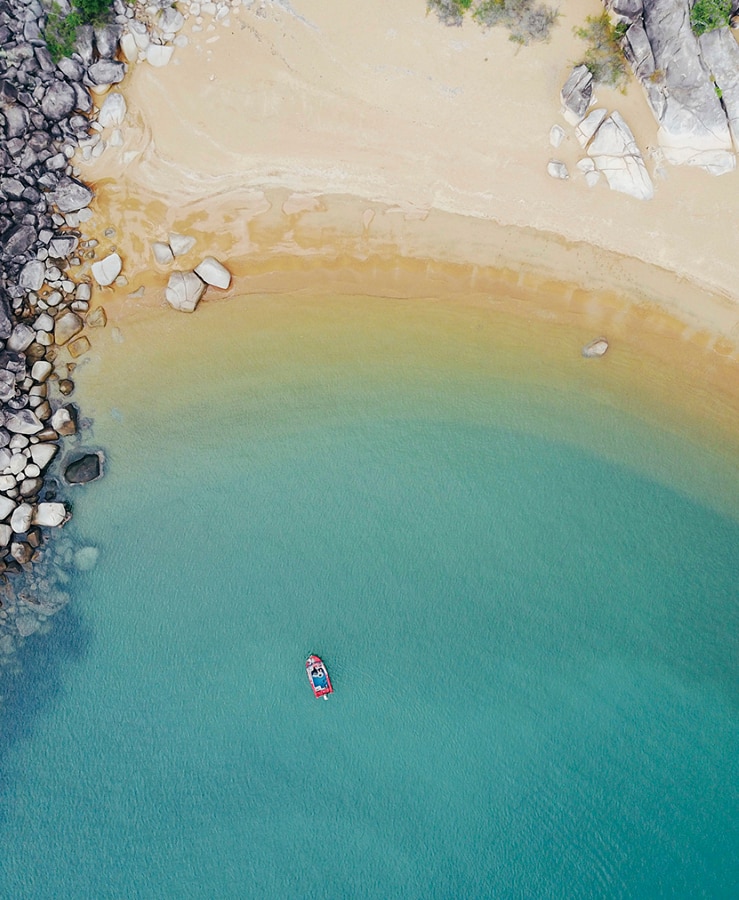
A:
[43,0,114,62]
[689,0,732,35]
[427,0,558,44]
[574,12,629,89]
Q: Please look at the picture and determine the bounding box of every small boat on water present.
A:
[306,654,333,699]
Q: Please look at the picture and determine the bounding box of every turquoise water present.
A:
[1,297,738,898]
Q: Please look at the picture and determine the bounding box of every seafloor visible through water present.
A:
[0,291,737,898]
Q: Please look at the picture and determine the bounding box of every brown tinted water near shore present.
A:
[72,225,739,520]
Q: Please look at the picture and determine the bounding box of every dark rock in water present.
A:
[64,452,103,485]
[41,81,77,121]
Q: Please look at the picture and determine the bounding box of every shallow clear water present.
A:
[1,295,737,898]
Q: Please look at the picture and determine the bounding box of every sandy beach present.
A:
[67,0,739,460]
[79,0,739,329]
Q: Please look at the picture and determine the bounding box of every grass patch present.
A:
[574,12,630,89]
[690,0,732,36]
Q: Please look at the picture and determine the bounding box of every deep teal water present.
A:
[0,308,738,898]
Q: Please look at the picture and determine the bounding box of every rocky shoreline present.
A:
[0,0,238,660]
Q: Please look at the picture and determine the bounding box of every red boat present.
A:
[306,655,333,699]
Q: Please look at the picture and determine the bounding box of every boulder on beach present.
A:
[32,502,70,528]
[194,256,232,289]
[165,271,206,313]
[51,406,77,436]
[152,241,174,265]
[41,81,77,121]
[547,160,569,180]
[64,452,103,485]
[87,60,126,86]
[169,232,196,257]
[31,360,53,383]
[51,178,94,214]
[54,312,84,345]
[10,503,33,534]
[98,92,127,128]
[587,113,653,201]
[561,65,593,125]
[582,338,609,358]
[19,260,46,292]
[6,410,44,435]
[92,252,122,287]
[0,496,16,522]
[146,45,175,68]
[30,443,58,471]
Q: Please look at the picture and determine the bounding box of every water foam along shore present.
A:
[1,0,738,654]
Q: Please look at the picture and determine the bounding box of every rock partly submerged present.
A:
[165,271,207,312]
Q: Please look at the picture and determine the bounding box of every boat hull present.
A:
[306,654,333,697]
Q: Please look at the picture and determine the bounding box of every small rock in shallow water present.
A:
[582,338,609,358]
[74,546,100,571]
[64,452,103,485]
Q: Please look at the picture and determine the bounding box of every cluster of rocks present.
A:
[611,0,739,174]
[154,238,232,313]
[0,0,136,654]
[549,66,654,200]
[549,2,739,192]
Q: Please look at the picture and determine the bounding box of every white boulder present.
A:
[168,232,196,257]
[194,256,231,289]
[10,502,33,534]
[146,45,175,68]
[152,241,174,265]
[587,112,654,201]
[547,160,569,180]
[31,360,53,383]
[19,259,45,291]
[165,271,206,313]
[582,338,609,358]
[30,443,58,471]
[0,497,16,521]
[33,502,69,527]
[98,92,127,128]
[92,252,122,287]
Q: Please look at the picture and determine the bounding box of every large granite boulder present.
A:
[614,0,735,173]
[51,178,94,213]
[87,60,126,87]
[98,93,127,128]
[561,65,594,125]
[587,112,654,199]
[165,271,206,312]
[41,81,77,121]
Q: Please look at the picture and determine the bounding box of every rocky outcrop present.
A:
[587,112,654,199]
[608,0,738,173]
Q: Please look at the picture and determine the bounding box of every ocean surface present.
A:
[0,292,737,898]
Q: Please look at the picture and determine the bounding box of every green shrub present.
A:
[475,0,558,44]
[427,0,473,27]
[44,4,82,63]
[43,0,115,62]
[574,12,630,89]
[690,0,732,35]
[428,0,558,43]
